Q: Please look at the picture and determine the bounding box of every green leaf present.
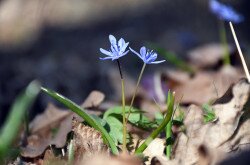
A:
[41,87,119,155]
[104,106,156,129]
[90,114,107,127]
[0,81,40,161]
[202,103,217,123]
[105,116,124,145]
[135,91,175,154]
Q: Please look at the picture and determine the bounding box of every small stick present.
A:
[62,148,65,157]
[229,22,250,83]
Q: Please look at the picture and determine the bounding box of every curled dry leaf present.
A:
[21,103,73,158]
[166,66,244,105]
[168,79,250,165]
[71,119,109,163]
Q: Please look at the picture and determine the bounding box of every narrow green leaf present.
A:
[41,87,119,155]
[135,91,175,154]
[0,81,40,161]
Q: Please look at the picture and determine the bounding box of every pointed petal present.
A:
[99,56,113,60]
[146,53,157,62]
[120,42,129,53]
[109,35,116,44]
[118,38,125,48]
[100,48,112,56]
[150,60,166,64]
[129,47,143,60]
[120,50,129,57]
[140,47,147,59]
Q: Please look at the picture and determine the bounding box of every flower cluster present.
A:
[100,35,165,64]
[209,0,244,23]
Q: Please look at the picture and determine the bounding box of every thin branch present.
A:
[229,22,250,83]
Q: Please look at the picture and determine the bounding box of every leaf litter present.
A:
[8,37,250,165]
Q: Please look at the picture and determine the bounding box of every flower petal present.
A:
[99,56,113,60]
[145,52,157,61]
[120,42,129,53]
[109,35,116,44]
[150,60,166,64]
[140,47,147,59]
[118,38,125,49]
[100,48,112,56]
[129,47,143,60]
[120,50,129,57]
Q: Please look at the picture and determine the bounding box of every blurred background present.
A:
[0,0,249,123]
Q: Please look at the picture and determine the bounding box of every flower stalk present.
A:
[219,20,230,65]
[116,59,127,153]
[126,63,146,123]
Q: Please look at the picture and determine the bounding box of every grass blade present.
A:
[0,81,40,161]
[135,91,175,154]
[41,87,119,155]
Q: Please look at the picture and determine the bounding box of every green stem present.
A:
[219,20,230,65]
[166,118,172,159]
[126,63,147,123]
[135,91,175,154]
[121,79,127,153]
[116,60,127,153]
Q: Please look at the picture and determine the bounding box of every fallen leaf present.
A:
[21,103,72,158]
[81,90,105,108]
[80,154,142,165]
[167,66,244,105]
[187,43,234,69]
[71,118,109,163]
[169,79,250,164]
[142,138,165,165]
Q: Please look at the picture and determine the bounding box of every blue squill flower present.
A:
[100,35,129,60]
[129,46,165,64]
[209,0,244,23]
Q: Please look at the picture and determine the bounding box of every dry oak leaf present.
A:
[170,79,250,165]
[21,103,72,158]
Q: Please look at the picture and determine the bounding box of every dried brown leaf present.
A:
[81,90,105,108]
[187,43,234,68]
[71,119,109,163]
[170,66,244,105]
[80,154,142,165]
[169,79,250,165]
[21,104,73,158]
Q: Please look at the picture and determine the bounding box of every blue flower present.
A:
[100,35,129,60]
[129,46,165,64]
[209,0,244,23]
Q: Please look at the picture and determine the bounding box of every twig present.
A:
[229,22,250,83]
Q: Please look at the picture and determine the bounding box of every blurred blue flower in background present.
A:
[100,35,129,61]
[209,0,244,23]
[129,46,165,64]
